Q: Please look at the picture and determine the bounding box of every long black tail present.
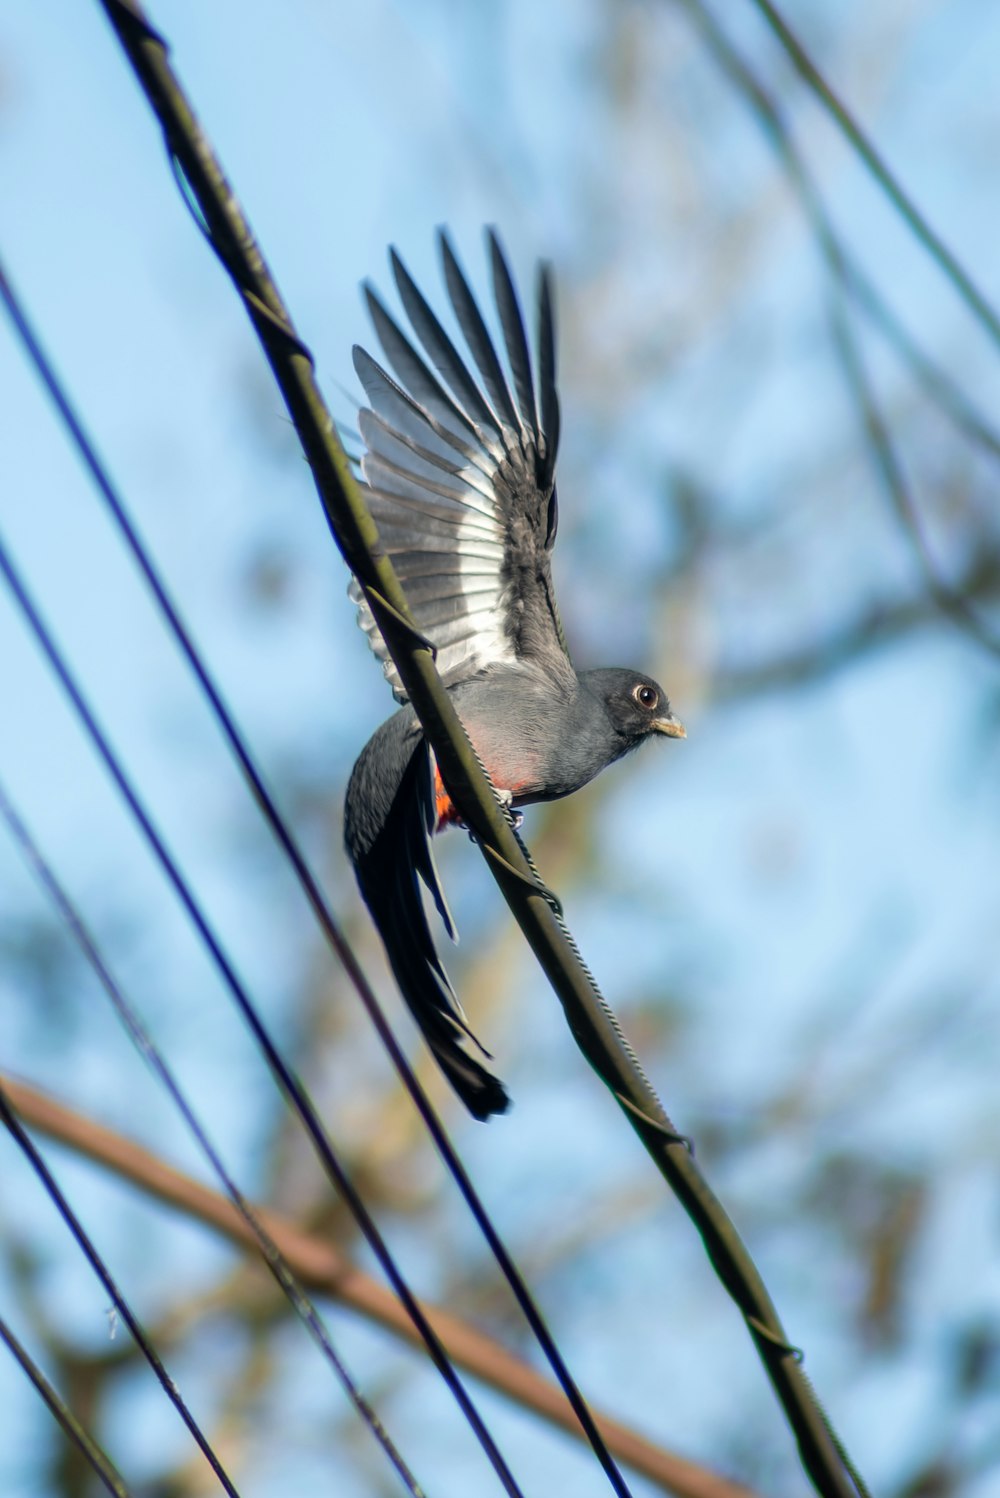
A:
[344,713,510,1120]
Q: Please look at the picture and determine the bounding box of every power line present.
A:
[0,1088,242,1497]
[0,777,426,1498]
[0,528,525,1498]
[0,1314,133,1498]
[0,254,634,1498]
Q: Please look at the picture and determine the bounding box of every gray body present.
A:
[346,663,650,862]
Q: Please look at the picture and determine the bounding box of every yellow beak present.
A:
[652,714,686,739]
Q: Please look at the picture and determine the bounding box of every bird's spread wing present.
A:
[350,229,569,702]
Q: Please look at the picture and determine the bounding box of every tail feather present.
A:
[345,722,510,1120]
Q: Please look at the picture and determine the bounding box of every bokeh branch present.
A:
[683,0,1000,664]
[748,0,1000,353]
[4,1074,757,1498]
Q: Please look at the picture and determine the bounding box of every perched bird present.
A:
[344,231,684,1120]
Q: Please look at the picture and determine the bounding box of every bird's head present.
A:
[582,667,686,749]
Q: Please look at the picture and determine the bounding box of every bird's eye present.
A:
[634,684,658,710]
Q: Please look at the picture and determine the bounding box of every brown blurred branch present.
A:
[2,1074,758,1498]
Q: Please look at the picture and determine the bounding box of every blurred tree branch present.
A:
[714,546,1000,701]
[678,0,1000,667]
[2,1073,759,1498]
[747,0,1000,353]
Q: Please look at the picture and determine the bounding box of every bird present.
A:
[344,230,685,1120]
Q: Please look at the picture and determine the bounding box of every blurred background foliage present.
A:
[2,1,1000,1495]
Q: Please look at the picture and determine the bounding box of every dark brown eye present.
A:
[634,684,658,710]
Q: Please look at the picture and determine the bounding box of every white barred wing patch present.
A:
[349,230,565,702]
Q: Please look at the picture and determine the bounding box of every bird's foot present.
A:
[494,787,523,828]
[463,789,523,839]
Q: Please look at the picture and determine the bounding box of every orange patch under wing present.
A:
[433,767,462,831]
[433,765,526,832]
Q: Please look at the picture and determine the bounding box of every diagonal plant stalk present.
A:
[90,3,865,1492]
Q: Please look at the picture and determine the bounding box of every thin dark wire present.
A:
[748,0,1000,355]
[0,1087,242,1497]
[0,1315,133,1498]
[0,779,426,1498]
[0,258,634,1497]
[0,533,524,1498]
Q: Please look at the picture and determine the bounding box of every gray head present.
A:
[580,667,686,751]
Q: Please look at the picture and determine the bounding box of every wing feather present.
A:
[488,227,539,450]
[351,231,569,701]
[537,264,560,491]
[364,288,497,459]
[391,249,506,448]
[440,231,521,436]
[359,409,498,507]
